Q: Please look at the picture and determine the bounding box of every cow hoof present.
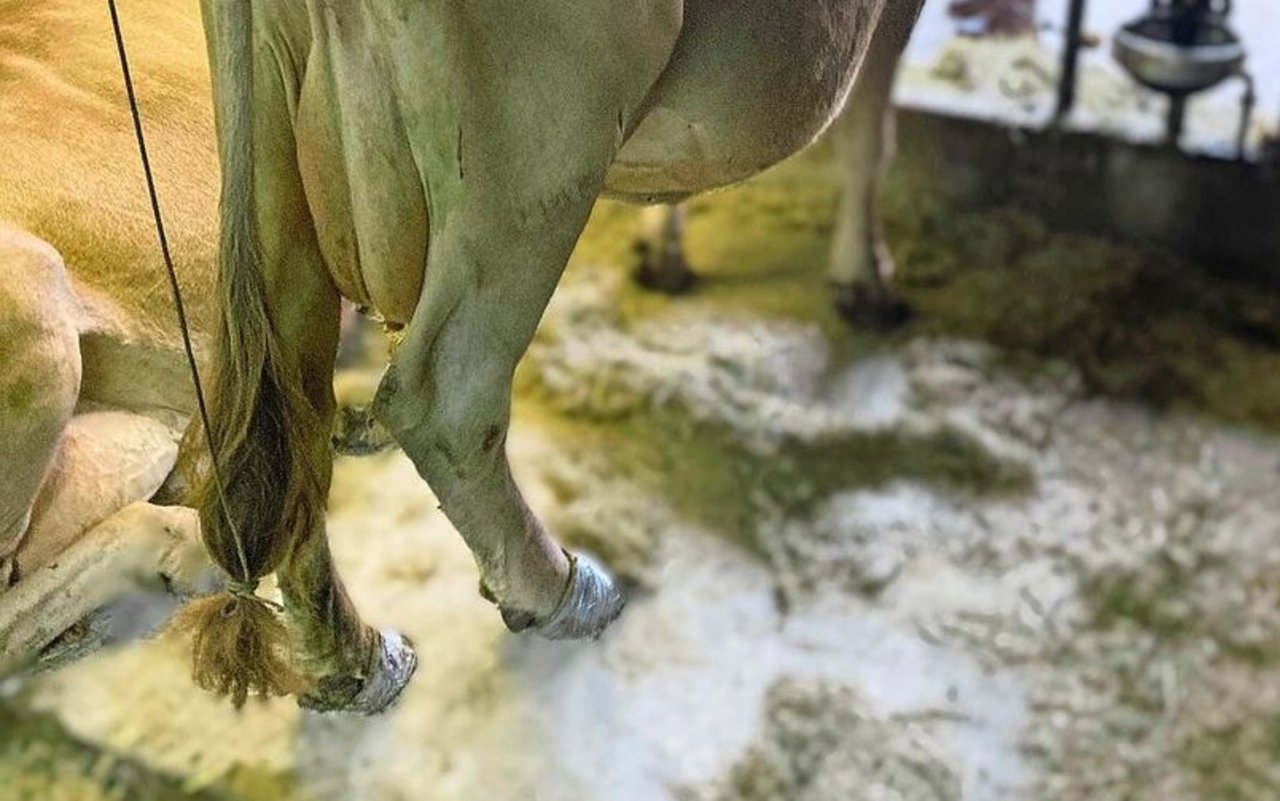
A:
[332,403,398,456]
[834,285,913,331]
[632,243,698,295]
[530,552,627,641]
[299,630,417,715]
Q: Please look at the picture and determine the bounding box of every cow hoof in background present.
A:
[834,284,913,331]
[299,630,418,715]
[632,241,698,295]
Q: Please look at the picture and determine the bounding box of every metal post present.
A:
[1165,95,1187,148]
[1054,0,1089,122]
[1235,70,1256,161]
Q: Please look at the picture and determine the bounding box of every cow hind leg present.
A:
[256,130,415,715]
[829,1,923,330]
[370,1,681,641]
[197,3,413,712]
[247,182,413,714]
[0,229,81,581]
[375,188,626,638]
[633,204,697,294]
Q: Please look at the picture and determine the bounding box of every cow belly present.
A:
[605,0,883,203]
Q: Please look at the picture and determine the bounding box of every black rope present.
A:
[107,0,253,584]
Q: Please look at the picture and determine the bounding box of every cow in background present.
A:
[633,0,1039,327]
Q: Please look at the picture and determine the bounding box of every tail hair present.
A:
[171,0,322,708]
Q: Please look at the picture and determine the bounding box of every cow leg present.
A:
[366,1,680,640]
[0,503,202,672]
[260,171,410,713]
[829,2,923,330]
[375,186,626,637]
[268,192,414,713]
[230,41,408,711]
[259,292,386,713]
[633,204,696,294]
[5,412,207,671]
[0,229,81,585]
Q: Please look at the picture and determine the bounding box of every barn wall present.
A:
[893,108,1280,289]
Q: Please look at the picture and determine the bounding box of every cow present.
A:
[184,0,937,713]
[634,0,1038,326]
[0,226,206,672]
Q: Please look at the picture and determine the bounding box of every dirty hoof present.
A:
[332,404,398,456]
[632,243,698,295]
[834,284,913,330]
[298,630,417,715]
[531,552,627,641]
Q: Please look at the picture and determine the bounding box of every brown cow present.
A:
[634,0,1038,326]
[179,0,934,713]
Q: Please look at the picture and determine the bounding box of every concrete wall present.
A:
[894,109,1280,289]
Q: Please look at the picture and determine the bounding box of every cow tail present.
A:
[172,0,319,708]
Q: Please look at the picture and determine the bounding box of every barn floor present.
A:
[4,144,1280,801]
